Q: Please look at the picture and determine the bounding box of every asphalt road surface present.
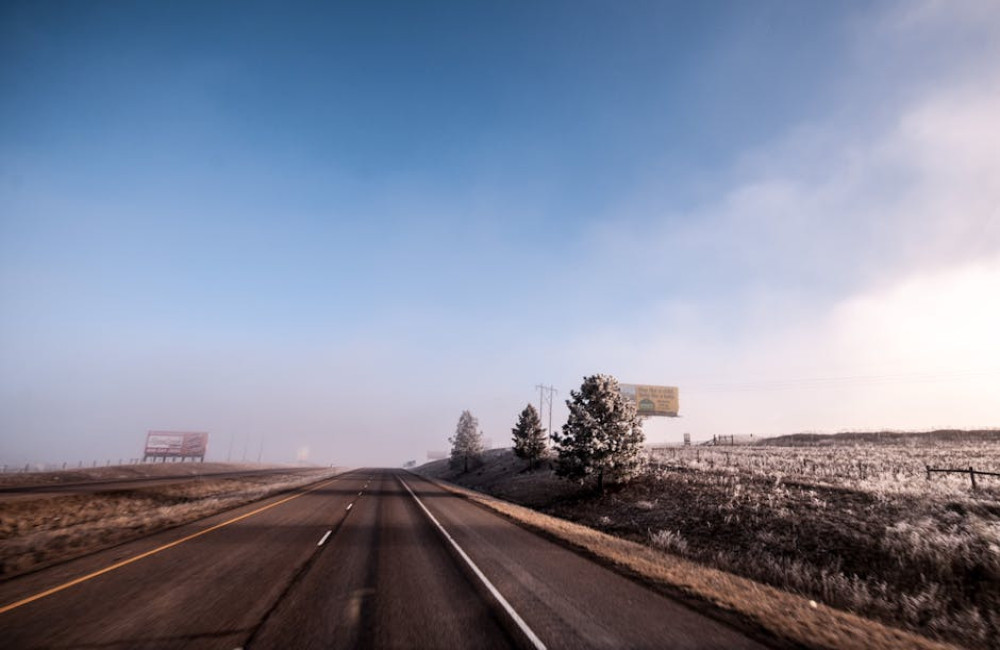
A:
[0,469,770,649]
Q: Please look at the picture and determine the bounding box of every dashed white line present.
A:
[398,476,547,650]
[317,530,332,546]
[346,503,353,511]
[358,491,363,496]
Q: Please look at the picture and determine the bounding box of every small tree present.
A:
[449,410,484,473]
[511,404,547,470]
[551,374,644,493]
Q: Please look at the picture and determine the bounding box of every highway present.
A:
[0,469,769,649]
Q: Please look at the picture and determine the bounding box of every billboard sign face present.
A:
[144,431,209,458]
[620,384,679,417]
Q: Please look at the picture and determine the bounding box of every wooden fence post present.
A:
[969,467,977,490]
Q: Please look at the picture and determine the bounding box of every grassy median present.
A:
[0,466,341,578]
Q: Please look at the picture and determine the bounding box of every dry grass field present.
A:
[423,435,1000,649]
[0,466,340,578]
[0,462,275,488]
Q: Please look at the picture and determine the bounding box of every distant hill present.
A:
[757,429,1000,446]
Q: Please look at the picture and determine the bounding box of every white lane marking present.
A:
[358,491,363,496]
[398,477,547,650]
[346,503,353,511]
[317,530,332,546]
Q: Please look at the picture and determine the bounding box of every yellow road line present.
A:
[0,474,344,615]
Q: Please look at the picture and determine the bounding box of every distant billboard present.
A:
[144,431,209,461]
[620,384,679,417]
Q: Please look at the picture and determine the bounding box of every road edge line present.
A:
[397,475,547,650]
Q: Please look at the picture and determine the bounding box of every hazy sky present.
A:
[2,1,999,467]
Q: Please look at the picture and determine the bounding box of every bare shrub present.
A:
[649,529,689,555]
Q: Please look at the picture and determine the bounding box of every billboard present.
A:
[620,384,679,417]
[144,431,209,460]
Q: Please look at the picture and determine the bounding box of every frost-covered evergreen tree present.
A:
[511,404,547,469]
[551,374,644,493]
[449,410,484,473]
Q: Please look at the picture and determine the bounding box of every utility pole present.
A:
[547,386,557,438]
[535,384,558,440]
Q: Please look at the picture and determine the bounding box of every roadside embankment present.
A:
[418,448,987,650]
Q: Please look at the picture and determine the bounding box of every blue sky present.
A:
[2,1,999,466]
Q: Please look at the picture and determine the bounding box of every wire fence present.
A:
[0,458,199,473]
[926,465,1000,490]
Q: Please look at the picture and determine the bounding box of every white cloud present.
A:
[832,256,1000,378]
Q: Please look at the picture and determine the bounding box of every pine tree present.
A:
[511,403,547,470]
[551,374,645,493]
[449,410,484,473]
